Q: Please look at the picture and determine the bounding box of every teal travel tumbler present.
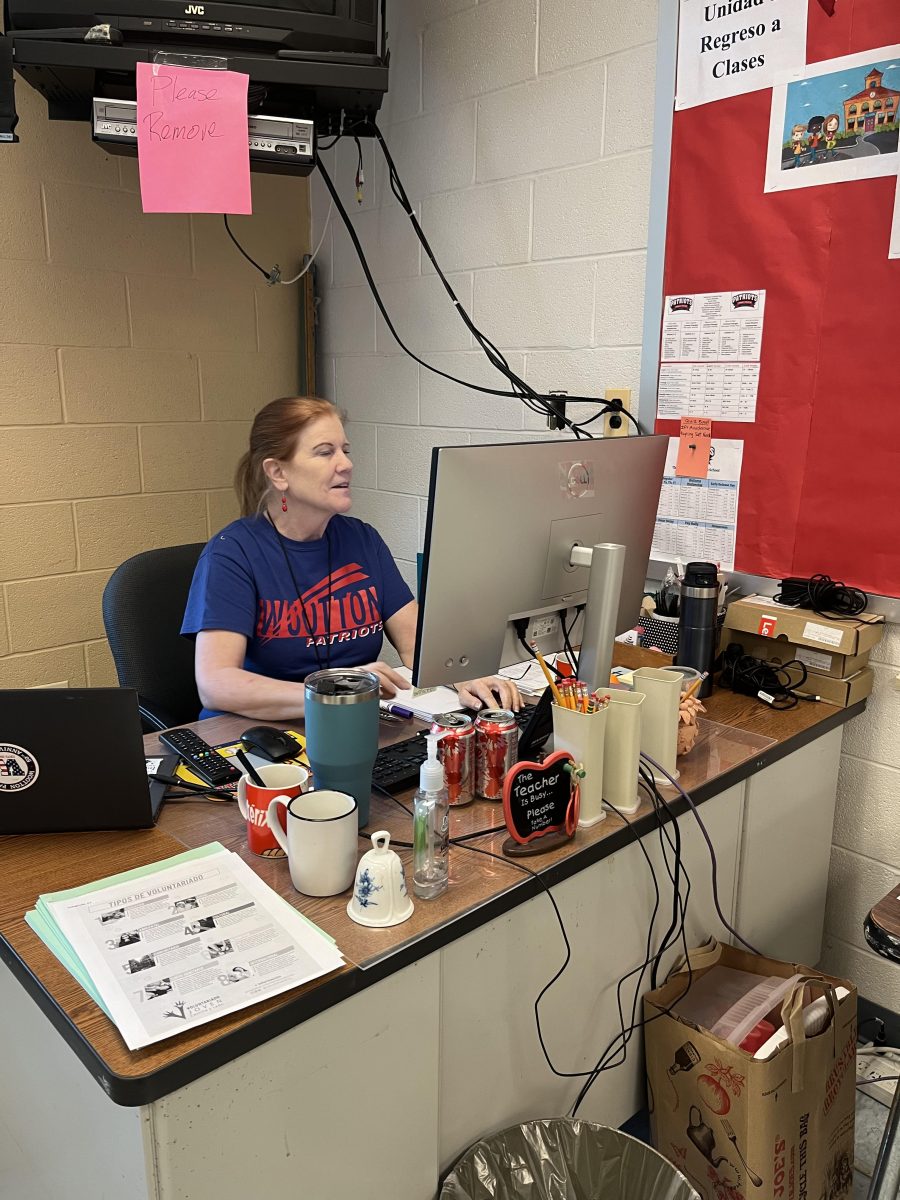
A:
[304,668,380,827]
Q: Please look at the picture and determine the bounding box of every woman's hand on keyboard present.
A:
[454,676,522,713]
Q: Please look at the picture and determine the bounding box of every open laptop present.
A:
[0,688,165,834]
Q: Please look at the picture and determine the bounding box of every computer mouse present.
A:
[239,725,298,763]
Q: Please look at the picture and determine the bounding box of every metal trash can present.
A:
[440,1119,700,1200]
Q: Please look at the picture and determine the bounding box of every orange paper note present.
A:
[675,417,712,478]
[136,62,252,215]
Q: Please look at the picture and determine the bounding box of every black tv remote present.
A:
[159,728,242,787]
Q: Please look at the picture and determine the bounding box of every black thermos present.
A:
[676,561,719,699]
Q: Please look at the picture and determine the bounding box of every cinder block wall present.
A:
[312,0,658,596]
[311,0,900,1017]
[820,635,900,1009]
[0,83,309,691]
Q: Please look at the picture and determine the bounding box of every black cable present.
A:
[372,780,412,815]
[353,134,364,203]
[316,152,575,427]
[641,751,761,956]
[570,402,644,437]
[368,120,560,427]
[571,797,664,1082]
[336,121,592,435]
[774,573,868,619]
[452,823,507,842]
[719,642,810,709]
[513,620,566,678]
[222,214,272,282]
[560,607,582,675]
[452,787,689,1112]
[153,772,235,802]
[570,790,694,1116]
[641,766,689,991]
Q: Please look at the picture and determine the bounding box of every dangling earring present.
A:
[281,492,288,513]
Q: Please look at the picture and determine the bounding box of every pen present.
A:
[380,701,414,719]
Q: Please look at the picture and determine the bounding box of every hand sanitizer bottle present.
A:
[413,734,449,899]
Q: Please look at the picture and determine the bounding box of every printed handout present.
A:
[659,290,764,422]
[32,845,344,1050]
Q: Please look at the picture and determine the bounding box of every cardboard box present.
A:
[719,629,870,680]
[645,941,857,1200]
[722,594,883,657]
[795,666,874,707]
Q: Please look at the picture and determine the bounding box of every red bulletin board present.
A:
[657,1,900,596]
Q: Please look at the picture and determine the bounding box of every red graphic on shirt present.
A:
[256,563,384,648]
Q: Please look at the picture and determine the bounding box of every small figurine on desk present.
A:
[677,673,708,757]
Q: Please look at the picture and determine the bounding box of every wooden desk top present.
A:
[864,884,900,964]
[0,655,865,1105]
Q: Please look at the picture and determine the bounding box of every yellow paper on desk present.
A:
[174,731,308,788]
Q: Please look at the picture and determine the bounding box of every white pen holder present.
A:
[631,667,680,784]
[552,703,608,828]
[602,690,644,816]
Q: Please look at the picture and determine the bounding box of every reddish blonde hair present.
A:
[235,396,344,517]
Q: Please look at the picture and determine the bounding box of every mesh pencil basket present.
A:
[638,612,679,656]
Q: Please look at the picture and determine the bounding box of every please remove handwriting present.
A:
[143,72,225,142]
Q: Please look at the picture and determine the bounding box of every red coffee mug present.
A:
[236,763,309,857]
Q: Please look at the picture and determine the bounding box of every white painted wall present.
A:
[312,0,660,598]
[820,633,900,1009]
[311,0,900,1016]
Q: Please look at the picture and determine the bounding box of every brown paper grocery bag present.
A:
[643,940,857,1200]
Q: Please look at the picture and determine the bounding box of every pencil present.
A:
[683,671,708,701]
[534,648,564,707]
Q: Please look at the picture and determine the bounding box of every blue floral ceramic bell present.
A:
[347,830,414,928]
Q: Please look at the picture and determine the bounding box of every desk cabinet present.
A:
[0,711,853,1200]
[735,726,842,965]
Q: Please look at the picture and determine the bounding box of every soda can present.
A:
[475,709,518,801]
[430,712,475,807]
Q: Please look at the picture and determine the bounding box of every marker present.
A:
[380,701,414,719]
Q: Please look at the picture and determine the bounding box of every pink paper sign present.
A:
[136,62,251,214]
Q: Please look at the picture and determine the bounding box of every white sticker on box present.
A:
[802,621,844,648]
[795,646,834,672]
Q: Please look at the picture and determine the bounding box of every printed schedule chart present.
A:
[658,290,765,422]
[651,439,743,571]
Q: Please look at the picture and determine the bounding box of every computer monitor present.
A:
[412,435,668,693]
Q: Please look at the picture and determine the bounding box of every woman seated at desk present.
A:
[182,396,521,720]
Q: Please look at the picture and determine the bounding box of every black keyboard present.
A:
[372,703,549,795]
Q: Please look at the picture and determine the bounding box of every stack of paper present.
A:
[390,666,467,720]
[498,653,567,696]
[26,843,344,1050]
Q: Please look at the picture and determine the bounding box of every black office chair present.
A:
[102,543,205,733]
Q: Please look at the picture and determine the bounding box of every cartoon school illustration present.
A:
[781,60,899,170]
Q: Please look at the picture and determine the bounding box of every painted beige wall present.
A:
[0,82,310,691]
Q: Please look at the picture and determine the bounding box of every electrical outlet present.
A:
[857,1044,900,1106]
[546,390,567,431]
[528,614,559,641]
[603,388,632,438]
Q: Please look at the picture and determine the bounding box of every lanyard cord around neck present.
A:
[266,512,332,672]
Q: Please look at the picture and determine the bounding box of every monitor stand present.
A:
[569,542,625,693]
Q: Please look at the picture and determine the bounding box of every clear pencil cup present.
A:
[551,703,608,828]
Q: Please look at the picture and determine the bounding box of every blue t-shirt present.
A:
[182,515,414,717]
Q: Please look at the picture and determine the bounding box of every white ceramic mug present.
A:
[266,789,358,896]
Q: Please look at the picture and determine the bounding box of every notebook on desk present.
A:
[0,688,161,834]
